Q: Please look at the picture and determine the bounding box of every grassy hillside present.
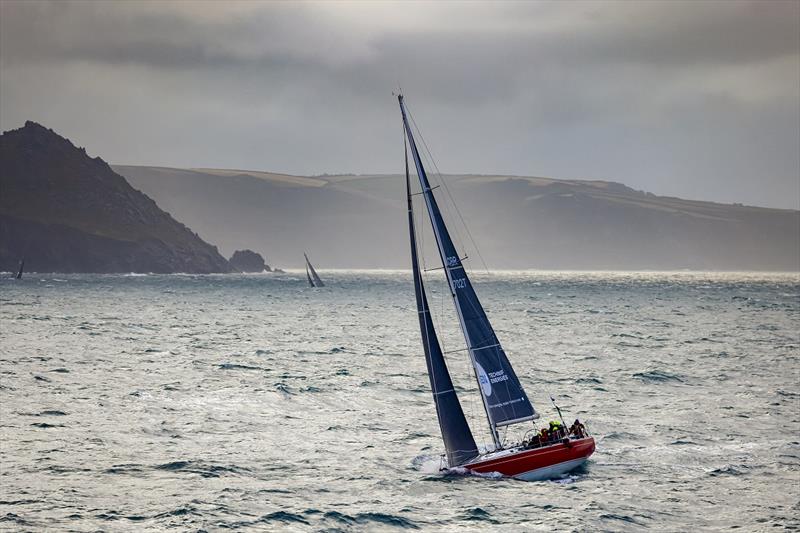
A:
[115,165,800,271]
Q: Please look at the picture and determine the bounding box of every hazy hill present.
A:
[115,166,799,271]
[0,122,232,273]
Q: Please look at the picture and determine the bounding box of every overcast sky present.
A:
[1,0,798,209]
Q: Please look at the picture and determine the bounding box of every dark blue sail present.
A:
[406,132,478,467]
[305,263,314,287]
[399,96,536,443]
[304,253,324,287]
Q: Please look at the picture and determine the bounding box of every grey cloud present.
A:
[4,1,797,70]
[1,0,797,209]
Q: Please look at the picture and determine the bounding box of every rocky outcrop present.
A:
[0,121,233,273]
[229,249,271,272]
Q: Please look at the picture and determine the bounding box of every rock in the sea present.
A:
[0,121,233,273]
[229,250,271,272]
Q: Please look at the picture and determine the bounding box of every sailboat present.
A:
[304,253,325,287]
[15,259,24,280]
[399,94,595,481]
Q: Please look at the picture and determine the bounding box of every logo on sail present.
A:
[476,363,492,397]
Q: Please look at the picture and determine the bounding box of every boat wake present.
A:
[445,466,504,480]
[410,454,443,474]
[411,454,504,480]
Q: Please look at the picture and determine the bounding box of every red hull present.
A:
[465,437,595,480]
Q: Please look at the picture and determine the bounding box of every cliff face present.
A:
[0,122,233,273]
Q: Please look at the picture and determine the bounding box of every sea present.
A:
[1,271,798,532]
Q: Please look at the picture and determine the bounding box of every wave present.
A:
[258,511,309,525]
[461,507,499,523]
[219,511,310,528]
[0,499,40,506]
[153,506,201,519]
[0,513,33,526]
[105,463,145,475]
[153,460,251,478]
[218,363,262,371]
[632,370,685,383]
[323,510,419,529]
[708,464,752,477]
[599,513,643,525]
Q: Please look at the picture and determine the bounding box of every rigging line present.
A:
[404,106,470,263]
[413,151,452,371]
[442,346,469,355]
[423,255,468,272]
[405,103,491,275]
[403,103,491,450]
[404,104,486,288]
[406,116,500,436]
[403,101,518,445]
[404,108,492,372]
[407,124,448,413]
[406,126,439,403]
[411,185,440,196]
[436,242,448,358]
[421,133,491,277]
[404,109,518,421]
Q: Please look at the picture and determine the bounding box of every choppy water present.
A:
[1,271,798,531]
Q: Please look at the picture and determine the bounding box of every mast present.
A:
[398,94,536,449]
[405,117,478,466]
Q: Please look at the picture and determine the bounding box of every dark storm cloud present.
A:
[1,0,798,208]
[5,2,797,74]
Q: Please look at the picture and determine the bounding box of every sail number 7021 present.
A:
[452,278,467,289]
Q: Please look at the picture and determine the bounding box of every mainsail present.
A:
[406,133,478,466]
[304,253,324,287]
[399,95,536,447]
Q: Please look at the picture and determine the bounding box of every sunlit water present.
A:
[1,271,798,531]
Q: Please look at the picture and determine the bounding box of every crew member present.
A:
[569,419,586,438]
